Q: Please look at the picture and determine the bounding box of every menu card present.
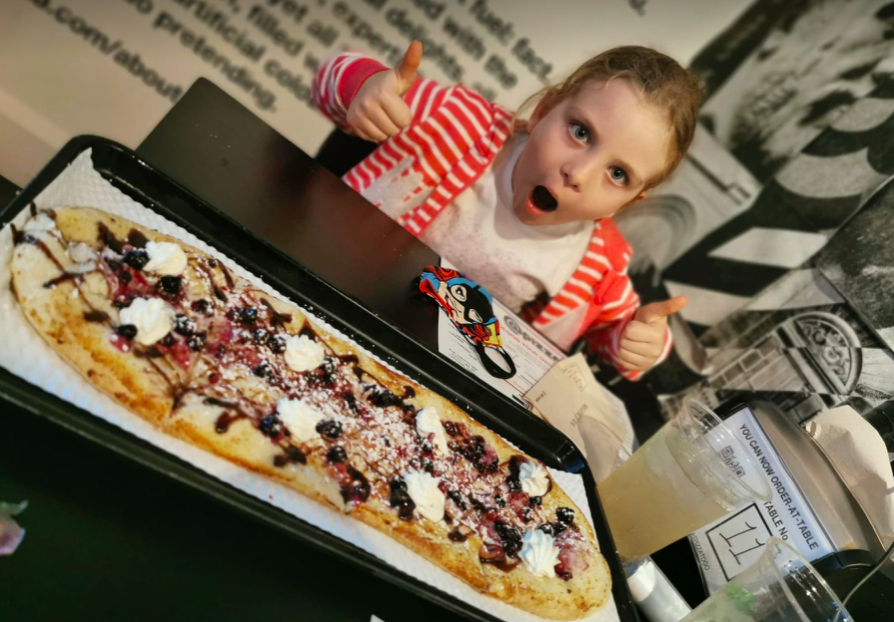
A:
[526,354,634,483]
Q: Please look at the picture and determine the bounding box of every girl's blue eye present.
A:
[570,122,589,143]
[609,166,628,185]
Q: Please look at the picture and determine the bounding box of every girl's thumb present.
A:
[395,41,422,93]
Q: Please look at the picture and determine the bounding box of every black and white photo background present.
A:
[609,0,894,426]
[693,0,894,183]
[816,175,894,352]
[658,268,894,425]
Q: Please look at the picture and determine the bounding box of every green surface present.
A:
[0,405,462,622]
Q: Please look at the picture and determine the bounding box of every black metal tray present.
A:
[0,136,639,622]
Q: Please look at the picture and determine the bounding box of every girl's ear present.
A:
[527,89,558,132]
[617,192,647,213]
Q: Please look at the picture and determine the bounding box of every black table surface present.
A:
[136,79,442,350]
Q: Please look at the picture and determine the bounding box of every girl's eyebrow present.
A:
[567,105,643,186]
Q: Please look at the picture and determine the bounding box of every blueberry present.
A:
[367,387,402,408]
[342,466,370,503]
[116,324,137,341]
[507,476,521,492]
[252,328,269,344]
[173,314,196,336]
[316,419,343,439]
[420,440,434,455]
[342,392,358,413]
[238,307,258,324]
[421,457,434,473]
[443,421,463,437]
[123,249,149,270]
[327,446,347,463]
[119,271,132,284]
[494,521,522,556]
[522,508,533,523]
[495,494,506,508]
[187,332,207,351]
[258,415,281,438]
[191,299,212,315]
[267,334,286,353]
[447,490,467,510]
[529,496,542,507]
[556,507,575,525]
[159,275,181,295]
[159,332,176,347]
[539,523,555,536]
[253,363,271,379]
[389,478,416,520]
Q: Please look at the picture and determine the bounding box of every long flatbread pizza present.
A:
[9,205,610,620]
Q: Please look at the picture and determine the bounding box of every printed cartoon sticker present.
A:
[418,265,516,379]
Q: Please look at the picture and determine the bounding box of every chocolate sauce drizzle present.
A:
[127,229,149,248]
[97,223,125,254]
[83,310,110,323]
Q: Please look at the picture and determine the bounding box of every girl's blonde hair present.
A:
[518,46,704,188]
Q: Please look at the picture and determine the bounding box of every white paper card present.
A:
[434,259,565,406]
[688,406,834,594]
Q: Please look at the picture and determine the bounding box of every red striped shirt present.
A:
[313,53,672,380]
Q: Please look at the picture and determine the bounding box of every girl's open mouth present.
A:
[531,185,558,212]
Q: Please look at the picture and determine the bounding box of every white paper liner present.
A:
[0,149,619,622]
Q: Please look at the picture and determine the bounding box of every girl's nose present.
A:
[562,152,601,191]
[561,166,582,192]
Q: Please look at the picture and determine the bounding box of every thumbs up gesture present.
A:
[346,40,422,142]
[618,297,688,372]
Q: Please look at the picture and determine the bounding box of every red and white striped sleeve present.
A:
[312,53,388,130]
[582,271,674,382]
[312,52,455,133]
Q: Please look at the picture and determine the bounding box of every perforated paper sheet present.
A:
[0,149,619,622]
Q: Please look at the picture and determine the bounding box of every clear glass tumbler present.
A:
[598,399,772,560]
[682,537,852,622]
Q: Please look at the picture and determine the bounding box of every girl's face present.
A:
[511,78,672,227]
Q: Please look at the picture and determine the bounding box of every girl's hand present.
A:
[618,297,688,372]
[347,41,422,142]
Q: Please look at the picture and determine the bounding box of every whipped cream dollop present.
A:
[519,461,550,497]
[520,529,560,578]
[119,297,174,345]
[283,334,325,372]
[68,242,98,273]
[415,407,450,454]
[276,398,325,443]
[403,470,445,522]
[143,241,188,276]
[24,212,57,232]
[68,242,97,264]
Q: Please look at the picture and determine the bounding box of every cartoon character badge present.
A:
[418,265,516,379]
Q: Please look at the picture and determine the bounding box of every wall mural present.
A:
[601,0,894,424]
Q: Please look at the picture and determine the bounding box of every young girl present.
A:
[312,41,701,380]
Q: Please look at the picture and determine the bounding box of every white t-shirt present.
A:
[419,134,593,312]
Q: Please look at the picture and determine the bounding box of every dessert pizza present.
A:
[9,206,610,620]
